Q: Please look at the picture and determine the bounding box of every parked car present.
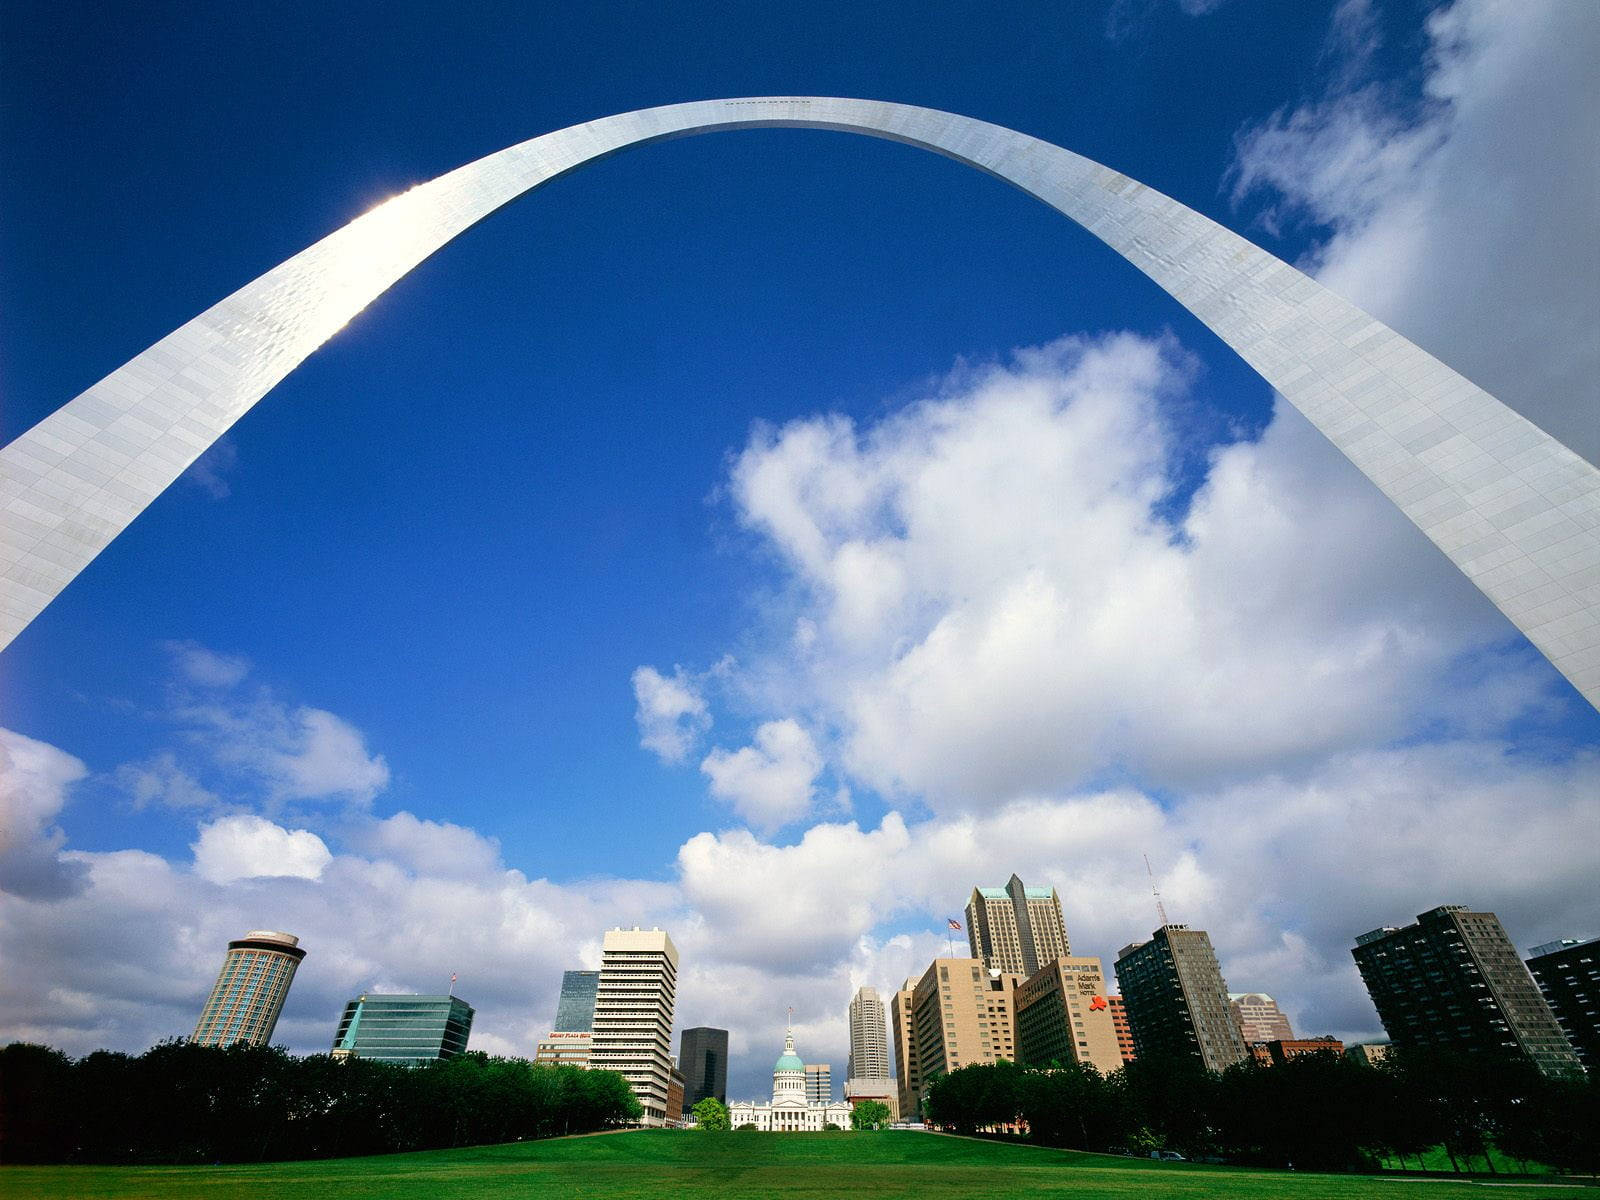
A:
[1149,1150,1187,1162]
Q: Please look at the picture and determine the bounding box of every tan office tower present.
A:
[804,1062,832,1103]
[1013,957,1124,1075]
[1229,993,1295,1044]
[965,874,1069,977]
[908,959,1022,1108]
[192,930,305,1047]
[890,979,920,1121]
[590,926,679,1125]
[848,986,891,1081]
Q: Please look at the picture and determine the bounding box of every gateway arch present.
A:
[2,97,1597,709]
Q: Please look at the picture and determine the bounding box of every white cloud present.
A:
[631,665,712,764]
[700,719,824,833]
[164,640,250,689]
[191,815,333,885]
[117,752,222,812]
[0,729,90,900]
[1231,0,1600,464]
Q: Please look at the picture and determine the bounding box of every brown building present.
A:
[1229,993,1294,1044]
[1013,957,1124,1075]
[1249,1037,1344,1066]
[890,978,920,1121]
[908,958,1022,1109]
[1107,994,1137,1063]
[966,875,1070,977]
[666,1065,685,1124]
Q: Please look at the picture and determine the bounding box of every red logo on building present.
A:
[1089,995,1108,1011]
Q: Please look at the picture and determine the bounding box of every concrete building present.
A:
[666,1065,686,1125]
[331,994,474,1066]
[1013,956,1124,1075]
[847,986,891,1081]
[1526,937,1598,1072]
[729,1028,854,1131]
[590,927,679,1125]
[842,1076,899,1122]
[192,930,306,1048]
[679,1026,729,1106]
[533,1030,593,1068]
[1115,926,1247,1072]
[553,970,600,1032]
[907,959,1022,1109]
[1107,994,1137,1064]
[1352,906,1580,1077]
[1229,993,1295,1044]
[890,979,920,1121]
[804,1063,832,1103]
[1249,1037,1344,1066]
[1345,1043,1391,1067]
[966,875,1069,977]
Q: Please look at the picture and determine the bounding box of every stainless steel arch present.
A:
[3,97,1597,707]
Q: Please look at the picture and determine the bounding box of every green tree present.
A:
[850,1099,891,1130]
[691,1096,730,1130]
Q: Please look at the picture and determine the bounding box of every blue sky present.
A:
[3,0,1596,1098]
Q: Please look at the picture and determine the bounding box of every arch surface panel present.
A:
[2,98,1596,707]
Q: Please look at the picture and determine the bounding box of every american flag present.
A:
[946,918,962,932]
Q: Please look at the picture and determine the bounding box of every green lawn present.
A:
[0,1130,1577,1200]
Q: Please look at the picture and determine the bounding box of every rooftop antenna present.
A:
[1144,853,1171,927]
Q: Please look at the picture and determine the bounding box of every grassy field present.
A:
[0,1130,1579,1200]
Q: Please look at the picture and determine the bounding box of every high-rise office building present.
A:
[1229,993,1295,1044]
[965,875,1069,977]
[590,927,679,1125]
[192,930,306,1048]
[1526,937,1598,1071]
[1352,906,1580,1077]
[331,994,474,1066]
[847,986,891,1081]
[1013,956,1124,1075]
[1115,925,1247,1072]
[1107,994,1137,1063]
[804,1062,832,1103]
[553,970,601,1032]
[890,978,920,1121]
[906,959,1021,1108]
[679,1026,729,1106]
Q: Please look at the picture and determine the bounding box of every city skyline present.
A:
[2,0,1597,1104]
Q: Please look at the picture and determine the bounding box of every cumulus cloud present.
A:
[631,665,712,764]
[700,719,825,833]
[0,729,90,900]
[1231,0,1600,463]
[164,640,250,689]
[191,815,333,885]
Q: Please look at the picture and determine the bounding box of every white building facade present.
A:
[730,1028,854,1132]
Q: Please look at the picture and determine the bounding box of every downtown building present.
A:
[804,1062,832,1103]
[332,994,474,1066]
[1229,992,1295,1044]
[679,1026,729,1106]
[1114,925,1247,1071]
[1526,937,1597,1071]
[890,979,921,1120]
[844,985,898,1119]
[966,875,1069,977]
[590,927,680,1125]
[1013,956,1124,1075]
[192,930,306,1048]
[535,968,603,1068]
[896,959,1021,1113]
[1107,995,1137,1063]
[1352,906,1580,1077]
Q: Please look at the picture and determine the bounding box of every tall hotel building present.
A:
[905,959,1021,1108]
[890,979,920,1120]
[192,930,305,1048]
[1526,937,1598,1071]
[1013,956,1124,1075]
[847,986,891,1081]
[966,875,1069,977]
[1115,925,1247,1071]
[590,927,679,1125]
[1352,906,1579,1076]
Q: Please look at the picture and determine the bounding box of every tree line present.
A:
[0,1040,642,1164]
[924,1048,1597,1176]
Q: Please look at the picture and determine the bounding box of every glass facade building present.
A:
[332,994,474,1066]
[192,930,305,1048]
[679,1026,728,1106]
[553,970,601,1033]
